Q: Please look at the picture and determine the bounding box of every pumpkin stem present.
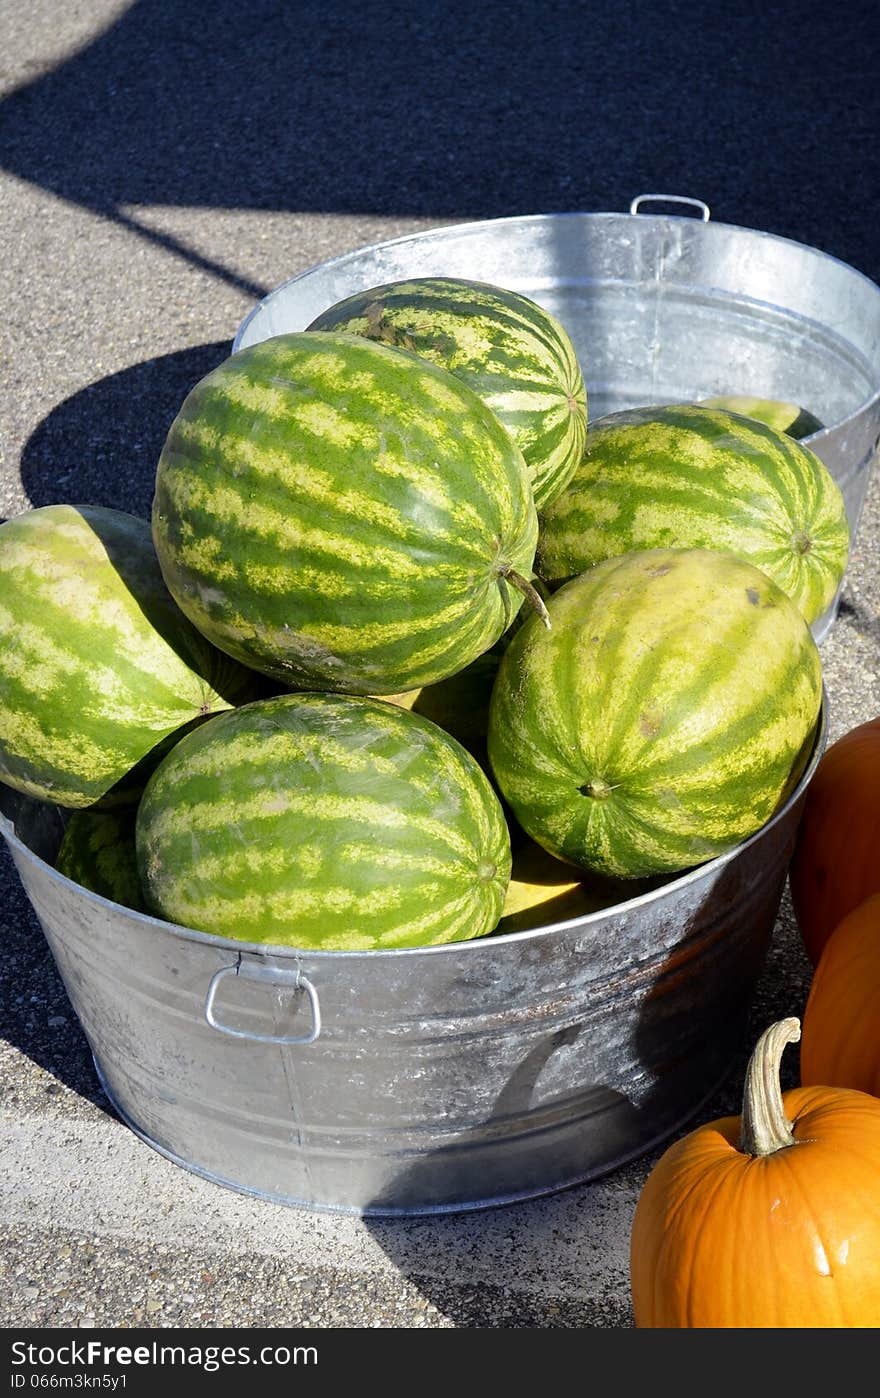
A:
[498,567,552,629]
[738,1017,800,1157]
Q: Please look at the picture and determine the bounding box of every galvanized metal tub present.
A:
[0,701,827,1216]
[234,194,880,642]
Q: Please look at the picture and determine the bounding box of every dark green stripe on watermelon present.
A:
[152,332,539,695]
[136,693,512,950]
[306,277,588,510]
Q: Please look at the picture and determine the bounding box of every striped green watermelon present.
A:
[537,404,849,624]
[152,331,542,695]
[487,548,823,880]
[306,277,587,510]
[0,505,256,808]
[699,396,824,439]
[137,693,511,950]
[56,806,146,912]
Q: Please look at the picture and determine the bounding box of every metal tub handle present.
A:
[630,193,711,221]
[205,961,322,1045]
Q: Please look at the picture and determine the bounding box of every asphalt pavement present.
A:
[1,0,879,1330]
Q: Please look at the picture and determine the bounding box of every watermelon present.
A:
[56,806,146,912]
[152,331,542,695]
[487,548,823,880]
[537,404,849,624]
[306,277,588,510]
[699,395,824,439]
[136,693,511,950]
[0,505,255,808]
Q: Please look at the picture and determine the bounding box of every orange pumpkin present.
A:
[630,1019,880,1327]
[801,894,880,1097]
[789,717,880,966]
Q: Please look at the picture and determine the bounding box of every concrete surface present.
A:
[1,0,879,1330]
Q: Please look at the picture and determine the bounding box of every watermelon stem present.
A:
[498,567,551,629]
[580,778,615,799]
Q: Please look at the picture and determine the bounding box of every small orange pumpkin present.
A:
[789,717,880,965]
[800,894,880,1097]
[630,1018,880,1327]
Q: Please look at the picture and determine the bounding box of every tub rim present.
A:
[232,207,880,440]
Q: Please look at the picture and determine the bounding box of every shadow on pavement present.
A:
[0,0,878,287]
[20,342,231,519]
[838,589,880,652]
[361,1026,637,1326]
[0,855,112,1115]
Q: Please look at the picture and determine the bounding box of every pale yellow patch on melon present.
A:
[240,885,483,949]
[294,844,324,878]
[177,418,482,553]
[209,376,294,423]
[291,398,369,449]
[486,387,566,416]
[0,707,119,783]
[176,532,240,582]
[301,591,475,653]
[0,603,82,691]
[418,370,473,414]
[365,306,494,368]
[335,841,459,877]
[163,886,266,934]
[262,346,351,391]
[543,487,624,532]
